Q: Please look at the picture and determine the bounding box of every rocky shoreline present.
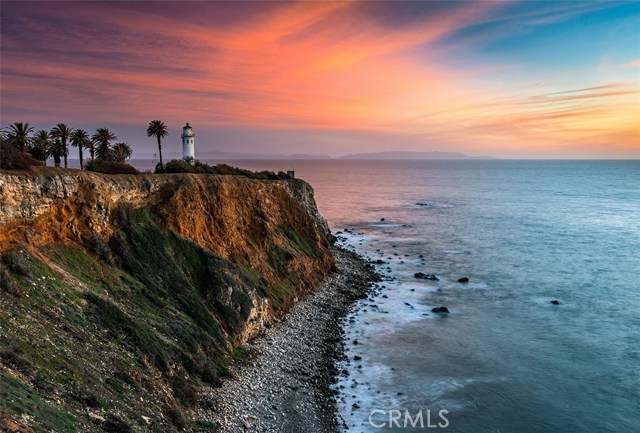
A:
[200,246,379,433]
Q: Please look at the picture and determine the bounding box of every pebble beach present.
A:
[202,247,379,433]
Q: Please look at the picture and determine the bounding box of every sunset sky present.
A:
[1,1,639,159]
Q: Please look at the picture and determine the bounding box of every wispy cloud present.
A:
[1,1,638,158]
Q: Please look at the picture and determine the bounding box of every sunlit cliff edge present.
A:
[0,167,334,432]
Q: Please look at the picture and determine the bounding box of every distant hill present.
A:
[139,150,497,160]
[190,150,332,160]
[336,151,497,160]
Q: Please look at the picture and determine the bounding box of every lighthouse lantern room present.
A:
[181,123,195,162]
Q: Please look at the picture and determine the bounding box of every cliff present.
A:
[0,167,334,433]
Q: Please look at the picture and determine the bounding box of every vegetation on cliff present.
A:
[0,169,332,432]
[155,159,290,180]
[1,122,135,171]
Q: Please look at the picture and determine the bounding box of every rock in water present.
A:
[380,218,385,221]
[458,277,469,283]
[431,306,450,314]
[551,300,560,305]
[414,272,439,281]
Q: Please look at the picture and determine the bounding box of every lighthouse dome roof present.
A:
[182,123,194,137]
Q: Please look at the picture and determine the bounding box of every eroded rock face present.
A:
[0,167,333,343]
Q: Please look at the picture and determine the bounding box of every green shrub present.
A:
[102,414,133,433]
[268,245,293,271]
[2,250,32,277]
[62,303,85,327]
[0,265,20,295]
[155,159,290,180]
[171,375,199,407]
[166,404,187,430]
[0,139,40,170]
[85,159,140,175]
[68,390,101,409]
[112,203,134,228]
[85,232,114,265]
[195,420,219,431]
[270,282,293,307]
[232,346,247,360]
[286,228,318,257]
[0,339,34,376]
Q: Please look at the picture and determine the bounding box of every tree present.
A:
[91,127,117,160]
[4,122,34,151]
[111,142,132,163]
[49,139,66,167]
[86,140,95,160]
[50,123,72,168]
[146,120,168,167]
[30,130,51,166]
[70,129,90,169]
[0,134,40,170]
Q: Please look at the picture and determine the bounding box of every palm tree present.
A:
[50,123,72,168]
[4,122,34,151]
[111,142,132,163]
[49,139,66,167]
[91,127,117,160]
[146,120,168,167]
[86,140,95,160]
[70,129,90,169]
[30,130,52,166]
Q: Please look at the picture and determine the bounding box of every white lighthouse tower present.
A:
[181,122,195,162]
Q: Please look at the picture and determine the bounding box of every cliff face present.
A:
[0,168,334,433]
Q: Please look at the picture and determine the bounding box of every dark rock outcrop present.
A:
[414,272,439,281]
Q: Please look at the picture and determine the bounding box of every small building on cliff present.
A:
[181,123,195,162]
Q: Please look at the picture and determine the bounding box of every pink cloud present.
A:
[1,1,638,158]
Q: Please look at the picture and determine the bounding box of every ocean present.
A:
[133,159,640,432]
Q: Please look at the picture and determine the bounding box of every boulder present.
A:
[551,300,560,305]
[414,272,439,281]
[458,277,469,283]
[431,306,449,314]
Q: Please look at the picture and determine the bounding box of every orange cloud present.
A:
[2,1,638,158]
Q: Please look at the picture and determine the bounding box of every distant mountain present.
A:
[137,150,496,160]
[190,150,332,160]
[337,151,497,160]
